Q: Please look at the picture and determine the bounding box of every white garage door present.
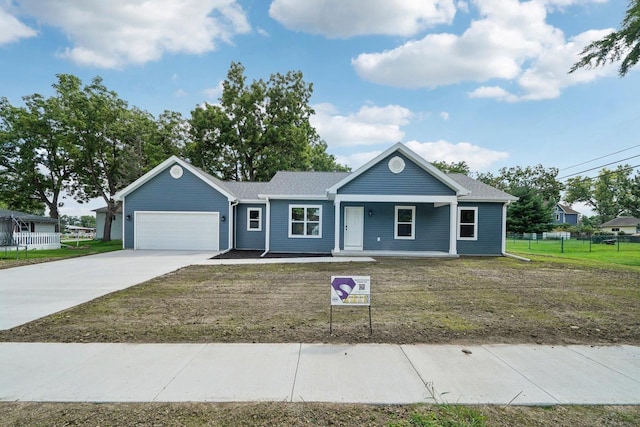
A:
[135,211,220,250]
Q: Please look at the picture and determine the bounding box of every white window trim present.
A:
[457,206,478,241]
[247,207,262,232]
[394,206,415,240]
[288,204,322,238]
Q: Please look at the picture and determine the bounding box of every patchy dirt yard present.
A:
[2,402,640,427]
[2,257,638,345]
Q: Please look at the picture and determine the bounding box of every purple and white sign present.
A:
[330,276,370,306]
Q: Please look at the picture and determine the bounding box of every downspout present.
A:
[260,196,270,257]
[501,201,529,261]
[228,200,239,253]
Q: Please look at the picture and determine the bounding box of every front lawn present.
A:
[2,257,638,345]
[0,240,122,269]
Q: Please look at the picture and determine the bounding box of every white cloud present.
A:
[174,89,188,98]
[352,0,615,100]
[16,0,250,68]
[335,150,383,170]
[269,0,456,38]
[0,4,36,44]
[257,27,269,37]
[203,81,225,100]
[439,111,450,120]
[311,103,413,148]
[405,140,509,171]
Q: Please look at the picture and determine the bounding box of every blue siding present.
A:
[269,200,334,253]
[338,153,456,196]
[123,164,230,249]
[340,202,450,252]
[457,203,504,255]
[235,203,266,250]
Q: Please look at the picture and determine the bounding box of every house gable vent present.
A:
[388,156,405,174]
[170,165,183,179]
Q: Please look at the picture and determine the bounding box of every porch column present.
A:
[449,201,458,255]
[333,199,341,253]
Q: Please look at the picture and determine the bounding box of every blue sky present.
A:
[1,0,639,217]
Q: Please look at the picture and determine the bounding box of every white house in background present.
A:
[93,205,123,240]
[599,217,640,235]
[0,209,61,250]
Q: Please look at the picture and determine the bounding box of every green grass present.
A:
[506,238,640,270]
[0,239,122,264]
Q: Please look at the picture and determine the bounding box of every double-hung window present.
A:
[289,205,322,238]
[457,207,478,240]
[247,208,262,231]
[394,206,415,239]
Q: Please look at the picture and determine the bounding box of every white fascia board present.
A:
[236,199,267,204]
[326,142,470,196]
[115,156,236,202]
[335,194,457,203]
[459,197,519,203]
[257,194,328,200]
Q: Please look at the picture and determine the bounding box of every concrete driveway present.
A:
[0,250,215,330]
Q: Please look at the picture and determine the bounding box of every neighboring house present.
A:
[0,209,60,250]
[599,217,640,235]
[115,143,518,256]
[93,205,123,240]
[553,204,580,226]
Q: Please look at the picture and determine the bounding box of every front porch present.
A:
[1,232,61,250]
[332,249,458,258]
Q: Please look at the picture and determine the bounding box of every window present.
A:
[457,207,478,240]
[289,205,322,238]
[247,208,262,231]
[394,206,415,239]
[556,213,560,221]
[612,227,620,232]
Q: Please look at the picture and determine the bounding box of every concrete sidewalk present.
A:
[1,343,638,405]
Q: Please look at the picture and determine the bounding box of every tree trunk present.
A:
[102,199,116,242]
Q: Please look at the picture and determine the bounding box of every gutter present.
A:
[260,196,270,257]
[501,200,530,261]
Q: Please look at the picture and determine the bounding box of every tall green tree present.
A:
[432,160,471,175]
[564,165,635,222]
[506,187,554,234]
[476,164,563,204]
[0,90,75,218]
[188,62,347,181]
[570,0,640,77]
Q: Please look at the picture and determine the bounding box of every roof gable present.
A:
[115,156,236,201]
[327,142,469,196]
[557,204,580,215]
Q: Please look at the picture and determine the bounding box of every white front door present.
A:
[344,206,364,251]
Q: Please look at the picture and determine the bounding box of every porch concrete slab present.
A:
[483,344,640,404]
[197,257,375,266]
[17,344,206,402]
[291,344,430,404]
[155,343,300,402]
[0,250,214,330]
[401,344,557,405]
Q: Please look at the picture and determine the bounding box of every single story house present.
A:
[115,143,518,256]
[93,205,123,240]
[0,208,60,249]
[599,217,640,235]
[552,204,580,226]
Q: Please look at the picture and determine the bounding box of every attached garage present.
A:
[134,211,219,250]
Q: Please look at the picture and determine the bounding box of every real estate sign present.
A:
[330,276,370,306]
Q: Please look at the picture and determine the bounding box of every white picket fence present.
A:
[0,232,61,250]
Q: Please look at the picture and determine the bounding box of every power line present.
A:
[558,163,640,182]
[559,144,640,171]
[557,155,640,180]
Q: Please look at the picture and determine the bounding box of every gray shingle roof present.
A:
[0,209,57,223]
[222,181,271,200]
[447,174,518,202]
[558,204,580,215]
[600,217,640,227]
[263,171,351,196]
